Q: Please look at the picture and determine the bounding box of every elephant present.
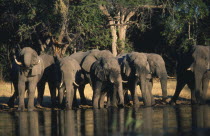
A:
[69,49,114,105]
[118,52,154,107]
[170,45,210,105]
[68,50,96,105]
[146,53,168,102]
[10,47,57,111]
[90,57,124,108]
[56,56,84,110]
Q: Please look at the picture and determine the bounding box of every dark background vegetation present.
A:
[0,0,209,81]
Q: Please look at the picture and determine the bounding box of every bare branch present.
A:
[99,4,113,20]
[138,5,164,9]
[125,11,136,22]
[108,21,138,27]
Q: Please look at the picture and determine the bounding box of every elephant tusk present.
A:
[187,67,191,71]
[122,80,128,83]
[37,59,40,64]
[167,76,175,79]
[73,81,79,87]
[59,82,64,88]
[15,59,22,65]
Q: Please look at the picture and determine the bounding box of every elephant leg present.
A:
[78,84,87,105]
[36,81,45,107]
[187,80,196,104]
[93,81,102,109]
[28,81,37,111]
[73,86,78,108]
[48,81,57,108]
[124,90,130,105]
[18,80,26,111]
[111,85,118,107]
[201,75,209,104]
[99,92,107,108]
[147,79,155,105]
[194,73,203,104]
[106,94,111,108]
[8,82,18,108]
[169,79,186,105]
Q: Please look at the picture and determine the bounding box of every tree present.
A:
[162,0,209,51]
[98,0,164,56]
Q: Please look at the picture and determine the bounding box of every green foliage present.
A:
[68,0,111,50]
[0,0,210,80]
[162,0,209,50]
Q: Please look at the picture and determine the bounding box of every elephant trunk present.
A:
[159,73,168,101]
[117,80,124,107]
[140,75,152,106]
[24,53,32,68]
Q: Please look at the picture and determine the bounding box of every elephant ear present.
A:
[81,55,97,73]
[92,60,106,81]
[31,57,42,76]
[31,51,40,66]
[122,56,131,77]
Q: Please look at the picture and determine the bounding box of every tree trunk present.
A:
[58,0,69,43]
[110,21,118,57]
[118,25,127,54]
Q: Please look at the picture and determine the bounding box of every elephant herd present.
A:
[7,45,210,111]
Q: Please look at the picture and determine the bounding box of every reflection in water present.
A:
[0,105,210,136]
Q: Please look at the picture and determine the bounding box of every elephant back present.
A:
[39,54,55,69]
[70,51,90,64]
[81,50,114,73]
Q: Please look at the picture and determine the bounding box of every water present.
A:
[0,105,210,136]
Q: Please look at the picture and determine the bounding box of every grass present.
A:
[0,79,210,106]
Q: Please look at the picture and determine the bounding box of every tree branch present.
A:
[125,11,136,22]
[99,4,113,20]
[138,5,164,9]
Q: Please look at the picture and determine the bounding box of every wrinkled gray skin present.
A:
[14,47,45,111]
[146,53,168,102]
[118,52,154,107]
[69,50,97,105]
[56,56,83,110]
[170,45,210,105]
[90,57,124,108]
[8,49,57,108]
[82,50,124,108]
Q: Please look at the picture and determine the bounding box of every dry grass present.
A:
[0,79,210,105]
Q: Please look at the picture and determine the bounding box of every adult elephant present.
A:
[170,45,210,105]
[146,53,168,102]
[69,49,114,105]
[56,56,84,110]
[10,47,57,111]
[118,52,154,107]
[90,57,124,108]
[69,50,97,105]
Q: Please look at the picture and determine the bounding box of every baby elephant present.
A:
[56,56,83,110]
